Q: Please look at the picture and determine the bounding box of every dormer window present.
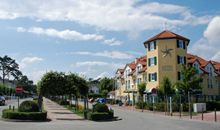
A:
[209,67,213,77]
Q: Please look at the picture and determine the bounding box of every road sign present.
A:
[16,86,23,93]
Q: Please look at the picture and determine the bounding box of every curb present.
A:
[0,118,51,122]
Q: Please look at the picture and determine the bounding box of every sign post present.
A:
[16,86,23,108]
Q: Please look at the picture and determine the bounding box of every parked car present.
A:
[0,95,5,106]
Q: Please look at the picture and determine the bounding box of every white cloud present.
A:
[103,38,123,46]
[95,72,111,79]
[17,27,104,41]
[75,61,108,66]
[17,27,122,46]
[20,56,44,69]
[0,1,212,32]
[72,51,134,59]
[190,16,220,61]
[71,61,124,79]
[26,70,46,83]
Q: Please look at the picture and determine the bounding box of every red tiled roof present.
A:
[187,53,208,67]
[211,61,220,70]
[128,62,136,70]
[144,30,190,43]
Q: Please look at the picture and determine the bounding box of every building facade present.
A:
[115,30,220,103]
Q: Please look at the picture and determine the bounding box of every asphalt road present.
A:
[0,101,220,130]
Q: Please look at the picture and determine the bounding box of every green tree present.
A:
[158,77,175,98]
[37,71,66,96]
[76,75,88,119]
[65,73,78,106]
[138,82,146,112]
[0,55,20,84]
[176,65,202,95]
[100,77,114,92]
[17,75,35,95]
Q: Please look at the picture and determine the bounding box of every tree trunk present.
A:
[83,96,87,119]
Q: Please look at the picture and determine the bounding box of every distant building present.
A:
[115,30,220,104]
[88,79,100,94]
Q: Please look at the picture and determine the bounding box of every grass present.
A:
[64,105,84,117]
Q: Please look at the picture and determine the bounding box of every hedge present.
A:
[88,110,114,121]
[19,100,39,112]
[206,101,220,111]
[93,103,109,112]
[136,102,192,112]
[2,109,47,120]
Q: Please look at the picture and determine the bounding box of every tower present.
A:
[144,30,190,90]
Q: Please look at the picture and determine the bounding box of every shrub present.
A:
[2,109,47,120]
[93,103,109,112]
[135,102,148,109]
[206,101,220,111]
[19,100,39,112]
[88,111,114,121]
[88,94,103,99]
[58,100,69,105]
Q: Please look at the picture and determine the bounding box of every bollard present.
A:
[214,108,217,122]
[179,104,183,118]
[12,106,15,111]
[9,105,11,110]
[202,109,204,120]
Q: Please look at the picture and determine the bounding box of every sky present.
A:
[0,0,220,83]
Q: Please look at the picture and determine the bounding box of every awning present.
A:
[145,88,157,94]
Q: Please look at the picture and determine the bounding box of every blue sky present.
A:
[0,0,220,83]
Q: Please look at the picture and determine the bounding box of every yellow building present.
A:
[115,30,220,103]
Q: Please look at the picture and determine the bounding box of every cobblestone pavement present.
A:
[43,98,83,121]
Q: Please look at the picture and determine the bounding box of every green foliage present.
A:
[17,75,35,94]
[0,55,20,84]
[88,112,113,121]
[101,89,108,97]
[88,93,103,98]
[138,82,146,98]
[58,100,70,105]
[93,103,109,112]
[37,71,66,96]
[206,101,220,111]
[2,109,47,120]
[100,77,114,92]
[159,77,175,97]
[136,101,148,109]
[176,65,202,94]
[18,100,39,112]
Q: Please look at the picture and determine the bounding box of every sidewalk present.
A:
[109,104,220,122]
[43,98,84,121]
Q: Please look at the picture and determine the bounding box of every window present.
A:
[177,40,186,49]
[177,55,186,64]
[208,79,213,88]
[137,78,142,84]
[148,57,157,66]
[148,41,156,51]
[128,80,130,89]
[137,65,141,72]
[148,73,157,82]
[209,67,213,77]
[145,75,147,81]
[178,72,183,80]
[193,63,199,74]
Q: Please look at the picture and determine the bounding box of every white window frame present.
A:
[149,41,155,51]
[179,56,185,64]
[178,40,184,49]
